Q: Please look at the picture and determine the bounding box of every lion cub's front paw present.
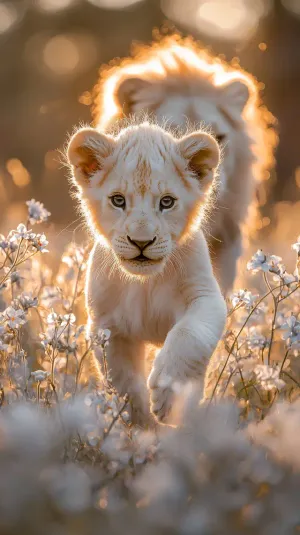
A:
[148,374,174,423]
[148,348,208,423]
[147,351,180,423]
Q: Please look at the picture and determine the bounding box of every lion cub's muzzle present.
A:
[126,235,157,262]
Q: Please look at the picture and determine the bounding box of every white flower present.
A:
[247,249,282,274]
[281,315,300,347]
[62,246,85,268]
[281,271,298,285]
[47,312,58,324]
[247,327,269,350]
[26,199,51,225]
[31,233,49,253]
[61,313,76,326]
[40,286,61,308]
[30,370,50,382]
[292,236,300,255]
[0,234,9,250]
[254,364,285,391]
[10,223,32,241]
[18,292,38,310]
[89,328,111,346]
[273,264,299,286]
[10,271,23,285]
[4,306,27,329]
[231,289,257,310]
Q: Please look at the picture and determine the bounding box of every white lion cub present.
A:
[67,121,227,423]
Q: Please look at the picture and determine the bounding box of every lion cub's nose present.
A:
[127,236,156,251]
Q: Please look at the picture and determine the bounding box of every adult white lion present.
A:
[67,121,227,423]
[92,34,277,293]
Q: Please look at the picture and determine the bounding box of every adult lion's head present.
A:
[67,122,219,278]
[93,35,276,197]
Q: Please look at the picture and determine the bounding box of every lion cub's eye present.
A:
[110,194,126,209]
[159,196,176,211]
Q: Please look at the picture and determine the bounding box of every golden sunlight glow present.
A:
[96,233,110,249]
[6,159,31,188]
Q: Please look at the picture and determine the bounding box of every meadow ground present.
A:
[0,199,300,535]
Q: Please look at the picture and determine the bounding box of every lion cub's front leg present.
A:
[103,334,152,426]
[148,293,227,422]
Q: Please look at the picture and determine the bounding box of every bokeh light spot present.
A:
[0,3,19,34]
[6,159,31,188]
[282,0,300,17]
[196,0,258,40]
[86,0,144,8]
[43,36,80,75]
[198,1,247,31]
[78,91,93,105]
[259,42,268,51]
[35,0,76,13]
[161,0,273,42]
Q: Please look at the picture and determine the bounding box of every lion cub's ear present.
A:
[178,132,220,191]
[67,128,115,185]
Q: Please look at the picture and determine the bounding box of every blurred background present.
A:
[0,0,299,261]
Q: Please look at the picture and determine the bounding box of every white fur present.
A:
[67,122,227,423]
[94,41,277,293]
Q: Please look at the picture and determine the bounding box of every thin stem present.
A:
[64,262,83,391]
[0,238,23,287]
[263,273,278,365]
[282,370,300,388]
[280,347,290,374]
[209,284,283,402]
[74,343,93,395]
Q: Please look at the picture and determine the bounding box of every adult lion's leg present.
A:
[210,233,242,295]
[103,335,153,427]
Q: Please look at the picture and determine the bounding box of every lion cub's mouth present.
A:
[132,253,150,263]
[130,253,161,264]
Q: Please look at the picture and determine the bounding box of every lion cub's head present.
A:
[67,122,219,278]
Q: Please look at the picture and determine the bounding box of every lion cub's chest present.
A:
[91,276,181,345]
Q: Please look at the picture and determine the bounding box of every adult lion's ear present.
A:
[115,76,163,116]
[67,128,115,186]
[219,78,251,120]
[178,132,220,191]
